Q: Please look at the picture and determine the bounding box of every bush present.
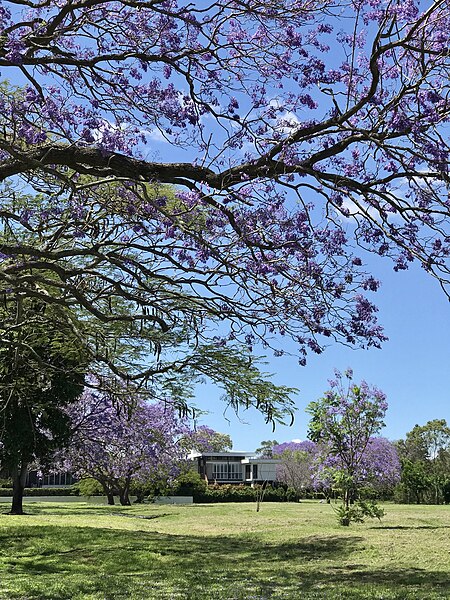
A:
[74,478,104,497]
[285,487,302,502]
[359,484,396,501]
[262,485,287,502]
[334,500,385,526]
[193,483,254,503]
[171,470,208,496]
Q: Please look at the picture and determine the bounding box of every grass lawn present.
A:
[0,500,448,600]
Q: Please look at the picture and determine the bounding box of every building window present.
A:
[212,462,242,480]
[252,464,258,480]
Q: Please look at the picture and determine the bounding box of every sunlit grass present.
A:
[0,501,448,599]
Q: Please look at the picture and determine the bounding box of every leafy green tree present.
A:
[396,420,450,504]
[395,460,431,504]
[0,296,86,514]
[255,440,280,458]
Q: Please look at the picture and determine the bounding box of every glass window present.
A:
[212,462,242,480]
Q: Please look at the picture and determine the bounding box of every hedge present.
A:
[0,487,80,497]
[192,484,300,503]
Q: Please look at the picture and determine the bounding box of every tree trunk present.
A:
[119,480,131,506]
[255,481,267,513]
[10,462,28,515]
[119,489,131,506]
[434,482,440,505]
[100,482,115,505]
[341,489,351,526]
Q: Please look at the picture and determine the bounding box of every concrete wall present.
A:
[152,496,193,504]
[256,463,278,481]
[86,495,137,504]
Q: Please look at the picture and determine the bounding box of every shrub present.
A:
[172,470,208,496]
[285,487,302,502]
[334,500,385,526]
[74,478,104,497]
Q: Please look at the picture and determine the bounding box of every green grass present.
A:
[0,501,448,599]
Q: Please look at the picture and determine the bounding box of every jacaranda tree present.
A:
[271,436,400,502]
[272,440,319,495]
[183,425,233,453]
[307,369,390,525]
[356,436,401,496]
[61,388,194,505]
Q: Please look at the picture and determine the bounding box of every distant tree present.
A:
[0,297,86,514]
[272,441,317,456]
[307,369,388,525]
[185,426,232,453]
[396,420,450,504]
[255,440,280,458]
[354,437,401,497]
[62,389,192,505]
[273,441,318,496]
[396,460,431,504]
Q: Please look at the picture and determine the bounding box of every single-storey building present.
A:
[188,451,281,485]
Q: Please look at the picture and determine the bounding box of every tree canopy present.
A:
[2,0,450,419]
[185,425,233,453]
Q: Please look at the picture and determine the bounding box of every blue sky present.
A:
[193,254,450,451]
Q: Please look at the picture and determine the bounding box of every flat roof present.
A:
[188,451,256,459]
[241,458,281,464]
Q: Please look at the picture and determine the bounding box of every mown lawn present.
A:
[0,500,448,599]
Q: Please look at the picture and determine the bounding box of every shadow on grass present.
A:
[0,523,448,599]
[0,503,137,517]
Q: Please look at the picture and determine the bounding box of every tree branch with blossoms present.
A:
[1,0,450,416]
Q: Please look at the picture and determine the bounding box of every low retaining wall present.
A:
[152,496,193,505]
[86,495,137,504]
